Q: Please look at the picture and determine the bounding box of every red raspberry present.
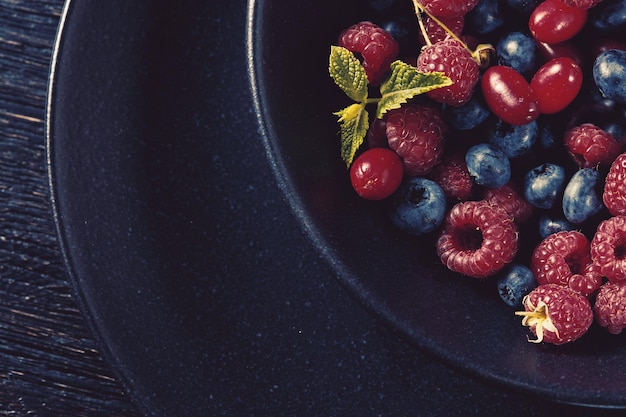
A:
[531,230,591,287]
[483,182,533,224]
[418,15,464,45]
[385,104,447,176]
[603,152,626,216]
[594,280,626,334]
[366,117,388,149]
[416,38,479,107]
[562,0,603,9]
[436,200,518,278]
[563,123,622,168]
[429,152,474,201]
[516,283,593,344]
[568,262,603,297]
[418,0,480,18]
[590,215,626,282]
[338,21,399,85]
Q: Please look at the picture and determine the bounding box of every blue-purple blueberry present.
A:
[465,143,511,188]
[562,168,605,224]
[389,177,446,235]
[488,119,538,158]
[523,163,566,209]
[496,31,537,76]
[593,49,626,105]
[496,264,537,308]
[538,214,576,239]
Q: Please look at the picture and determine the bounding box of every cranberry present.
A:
[481,65,540,126]
[350,148,404,200]
[530,57,583,114]
[536,41,584,67]
[529,0,588,44]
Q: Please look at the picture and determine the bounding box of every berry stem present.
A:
[411,0,470,52]
[411,0,432,47]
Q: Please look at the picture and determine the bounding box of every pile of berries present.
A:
[331,0,626,345]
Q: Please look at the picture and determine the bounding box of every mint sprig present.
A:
[329,46,452,167]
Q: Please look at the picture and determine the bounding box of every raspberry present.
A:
[590,215,626,282]
[436,200,518,278]
[418,0,480,18]
[530,230,591,287]
[516,283,593,344]
[366,117,388,149]
[594,280,626,334]
[429,151,474,201]
[483,182,533,224]
[603,152,626,216]
[418,15,464,45]
[338,21,399,85]
[417,38,479,107]
[563,123,622,168]
[568,262,603,297]
[562,0,604,9]
[385,104,447,176]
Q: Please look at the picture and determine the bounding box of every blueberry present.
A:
[381,16,416,50]
[538,214,576,239]
[496,32,537,76]
[496,264,537,308]
[389,177,446,235]
[523,163,566,209]
[538,123,559,150]
[562,168,605,224]
[604,120,626,146]
[590,0,626,32]
[465,143,511,188]
[593,49,626,105]
[466,0,504,35]
[443,94,490,130]
[488,119,538,158]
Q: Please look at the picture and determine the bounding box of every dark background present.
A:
[2,1,626,416]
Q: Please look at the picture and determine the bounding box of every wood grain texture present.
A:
[0,1,139,415]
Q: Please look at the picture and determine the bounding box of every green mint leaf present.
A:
[333,103,369,167]
[329,46,369,103]
[376,61,452,118]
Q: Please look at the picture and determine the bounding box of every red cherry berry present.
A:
[481,65,540,126]
[350,148,404,200]
[530,57,583,114]
[516,283,593,344]
[536,41,585,67]
[529,0,588,44]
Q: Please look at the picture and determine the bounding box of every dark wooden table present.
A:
[0,1,139,415]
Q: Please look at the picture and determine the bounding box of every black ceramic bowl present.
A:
[249,0,626,408]
[47,0,626,414]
